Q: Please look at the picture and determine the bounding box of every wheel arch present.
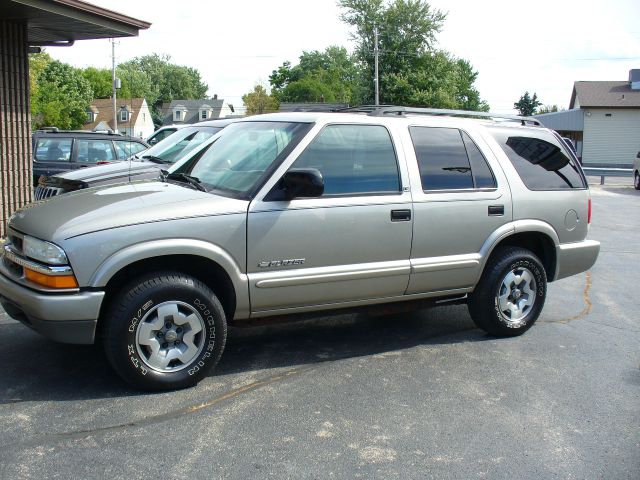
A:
[92,239,250,329]
[481,220,559,282]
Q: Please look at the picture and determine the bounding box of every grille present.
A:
[34,185,64,200]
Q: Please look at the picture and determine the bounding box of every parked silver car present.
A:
[1,107,600,390]
[34,118,236,199]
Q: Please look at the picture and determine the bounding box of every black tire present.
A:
[634,172,640,190]
[468,246,546,336]
[103,272,227,391]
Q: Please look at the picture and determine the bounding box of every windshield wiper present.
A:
[162,171,207,192]
[142,155,169,164]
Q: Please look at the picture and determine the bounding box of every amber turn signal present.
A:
[25,268,79,289]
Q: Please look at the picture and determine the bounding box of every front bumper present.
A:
[554,239,600,281]
[0,271,104,344]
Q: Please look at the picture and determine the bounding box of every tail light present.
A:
[587,198,592,224]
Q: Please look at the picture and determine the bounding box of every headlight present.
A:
[23,236,69,265]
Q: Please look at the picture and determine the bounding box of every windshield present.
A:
[171,121,311,197]
[140,126,222,163]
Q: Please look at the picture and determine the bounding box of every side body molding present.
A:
[89,239,250,319]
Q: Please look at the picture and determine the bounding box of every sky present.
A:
[47,0,640,114]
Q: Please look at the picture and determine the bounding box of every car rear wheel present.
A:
[103,272,227,391]
[468,246,547,336]
[634,172,640,190]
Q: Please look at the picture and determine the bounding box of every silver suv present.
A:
[0,107,600,390]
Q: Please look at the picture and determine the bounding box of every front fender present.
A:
[89,239,250,319]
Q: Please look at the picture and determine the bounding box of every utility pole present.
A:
[374,24,379,106]
[111,38,118,133]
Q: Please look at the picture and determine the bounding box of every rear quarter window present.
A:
[491,129,585,190]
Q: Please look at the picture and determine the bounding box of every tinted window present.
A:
[293,124,400,195]
[34,138,72,162]
[144,127,220,164]
[114,141,146,159]
[462,132,496,188]
[75,139,116,163]
[410,127,473,190]
[491,130,585,190]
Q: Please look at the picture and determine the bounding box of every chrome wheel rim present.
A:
[497,267,537,327]
[135,301,206,373]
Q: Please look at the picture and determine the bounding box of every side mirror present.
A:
[281,168,324,200]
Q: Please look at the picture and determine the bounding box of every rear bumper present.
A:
[553,239,600,281]
[0,272,104,344]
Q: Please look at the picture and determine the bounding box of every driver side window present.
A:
[292,124,400,196]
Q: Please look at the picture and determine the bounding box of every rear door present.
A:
[403,125,513,294]
[247,123,414,314]
[32,136,74,184]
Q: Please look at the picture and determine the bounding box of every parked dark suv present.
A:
[32,128,149,186]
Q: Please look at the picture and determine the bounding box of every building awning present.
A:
[1,0,150,45]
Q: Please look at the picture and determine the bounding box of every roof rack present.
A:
[335,105,543,126]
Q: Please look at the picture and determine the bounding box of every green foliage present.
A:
[514,91,542,116]
[537,104,561,114]
[116,54,208,125]
[28,52,52,102]
[242,85,279,115]
[31,60,93,129]
[337,0,488,110]
[269,46,364,104]
[81,67,112,99]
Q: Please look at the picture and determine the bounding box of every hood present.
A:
[10,182,248,242]
[45,160,162,186]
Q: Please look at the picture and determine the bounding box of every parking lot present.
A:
[0,178,638,479]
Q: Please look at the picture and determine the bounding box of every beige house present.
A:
[84,98,155,139]
[535,69,640,166]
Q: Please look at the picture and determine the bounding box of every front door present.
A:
[247,123,414,315]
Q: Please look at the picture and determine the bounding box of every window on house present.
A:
[86,112,93,123]
[201,110,208,120]
[175,110,182,121]
[120,109,128,122]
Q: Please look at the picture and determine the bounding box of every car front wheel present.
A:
[103,272,227,391]
[634,171,640,190]
[468,247,547,336]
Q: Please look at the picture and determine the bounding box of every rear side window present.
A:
[409,127,496,191]
[491,130,585,190]
[293,124,400,195]
[75,139,116,163]
[34,138,72,162]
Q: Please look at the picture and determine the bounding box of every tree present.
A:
[29,52,52,104]
[337,0,488,110]
[117,54,208,124]
[269,46,364,104]
[514,91,542,116]
[81,67,112,98]
[242,85,279,115]
[31,60,93,129]
[537,104,561,114]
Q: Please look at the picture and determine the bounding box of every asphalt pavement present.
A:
[0,177,638,479]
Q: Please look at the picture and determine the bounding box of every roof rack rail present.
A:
[335,105,542,126]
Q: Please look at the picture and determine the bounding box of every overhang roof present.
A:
[569,81,640,109]
[0,0,151,45]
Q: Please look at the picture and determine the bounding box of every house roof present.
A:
[570,81,640,109]
[1,0,150,45]
[84,98,147,131]
[161,99,226,125]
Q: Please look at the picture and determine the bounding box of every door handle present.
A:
[391,209,412,222]
[488,205,504,216]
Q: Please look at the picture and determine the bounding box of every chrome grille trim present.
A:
[2,245,73,276]
[34,186,64,201]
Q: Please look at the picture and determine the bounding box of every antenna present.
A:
[111,38,118,133]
